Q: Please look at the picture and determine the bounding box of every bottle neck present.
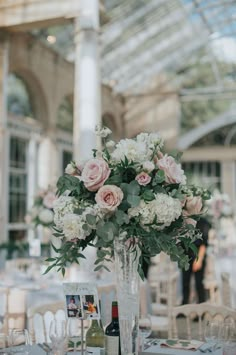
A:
[111,305,119,321]
[90,319,100,327]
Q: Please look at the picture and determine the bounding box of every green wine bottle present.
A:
[86,319,105,355]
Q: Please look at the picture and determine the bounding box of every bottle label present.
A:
[86,347,105,355]
[105,335,119,355]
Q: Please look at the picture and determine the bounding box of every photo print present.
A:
[66,294,82,318]
[82,294,99,319]
[63,282,100,320]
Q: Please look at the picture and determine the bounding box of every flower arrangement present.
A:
[25,186,56,228]
[46,127,210,278]
[207,189,232,220]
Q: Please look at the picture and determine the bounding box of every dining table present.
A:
[0,341,224,355]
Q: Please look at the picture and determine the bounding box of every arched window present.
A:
[7,73,34,118]
[57,96,73,132]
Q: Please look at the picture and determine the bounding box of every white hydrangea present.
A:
[53,196,76,229]
[38,209,54,224]
[111,132,164,164]
[128,193,182,230]
[111,138,147,163]
[62,214,90,241]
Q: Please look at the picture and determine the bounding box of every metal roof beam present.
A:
[103,23,200,81]
[102,7,186,66]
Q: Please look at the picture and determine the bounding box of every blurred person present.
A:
[182,217,211,304]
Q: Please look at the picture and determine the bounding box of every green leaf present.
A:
[153,170,165,184]
[127,180,140,195]
[96,222,118,242]
[142,190,155,201]
[127,195,140,207]
[86,214,96,226]
[115,210,129,225]
[105,174,122,185]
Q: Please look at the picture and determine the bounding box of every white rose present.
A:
[65,163,76,175]
[38,209,54,224]
[142,161,155,172]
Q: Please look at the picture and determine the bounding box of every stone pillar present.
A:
[0,36,9,242]
[73,0,101,162]
[37,134,58,189]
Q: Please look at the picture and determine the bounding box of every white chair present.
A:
[221,272,232,307]
[140,280,172,338]
[151,271,180,317]
[1,287,27,333]
[171,302,236,341]
[27,301,66,344]
[203,253,220,304]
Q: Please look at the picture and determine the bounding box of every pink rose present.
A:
[95,185,123,211]
[184,196,203,216]
[135,172,151,186]
[43,191,56,209]
[81,158,111,192]
[157,154,186,184]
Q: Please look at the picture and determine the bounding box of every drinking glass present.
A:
[9,329,31,346]
[67,318,81,353]
[49,319,67,355]
[139,315,152,351]
[0,333,8,349]
[204,321,220,352]
[222,322,236,355]
[8,329,32,355]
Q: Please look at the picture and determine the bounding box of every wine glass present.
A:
[204,320,220,352]
[49,319,67,355]
[8,329,32,355]
[221,322,236,355]
[67,318,81,353]
[139,315,152,351]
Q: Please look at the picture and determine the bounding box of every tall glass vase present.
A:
[114,238,140,355]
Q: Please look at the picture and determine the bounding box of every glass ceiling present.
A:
[101,0,236,94]
[32,0,236,100]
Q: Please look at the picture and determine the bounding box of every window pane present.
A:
[62,150,73,173]
[9,136,28,224]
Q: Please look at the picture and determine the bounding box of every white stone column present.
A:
[37,135,58,189]
[0,36,9,243]
[73,0,101,162]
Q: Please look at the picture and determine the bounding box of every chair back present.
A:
[221,272,232,307]
[172,302,236,340]
[27,301,66,344]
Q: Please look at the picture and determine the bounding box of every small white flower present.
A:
[142,161,155,172]
[95,125,112,138]
[65,163,76,175]
[106,140,116,149]
[38,209,54,224]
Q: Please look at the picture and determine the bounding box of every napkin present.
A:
[160,339,204,350]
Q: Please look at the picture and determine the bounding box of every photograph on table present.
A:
[81,293,99,319]
[66,294,83,318]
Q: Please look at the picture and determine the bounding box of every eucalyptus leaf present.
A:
[127,195,140,207]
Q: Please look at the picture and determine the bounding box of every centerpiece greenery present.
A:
[45,127,210,278]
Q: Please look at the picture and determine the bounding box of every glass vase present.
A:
[114,238,140,355]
